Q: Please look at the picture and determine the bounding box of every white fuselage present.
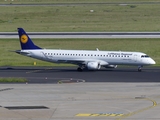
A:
[16,28,156,71]
[19,49,156,67]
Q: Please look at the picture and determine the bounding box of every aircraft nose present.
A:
[150,59,156,65]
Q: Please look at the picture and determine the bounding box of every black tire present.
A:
[138,68,142,72]
[77,67,83,72]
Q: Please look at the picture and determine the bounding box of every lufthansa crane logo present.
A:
[20,34,28,44]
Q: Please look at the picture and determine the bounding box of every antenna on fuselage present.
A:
[96,48,99,51]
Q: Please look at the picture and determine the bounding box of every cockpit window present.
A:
[141,55,150,58]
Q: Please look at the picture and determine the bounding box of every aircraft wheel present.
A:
[138,66,143,72]
[77,67,83,72]
[138,67,142,72]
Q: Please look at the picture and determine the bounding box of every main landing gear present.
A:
[138,65,143,72]
[77,65,86,72]
[77,67,83,72]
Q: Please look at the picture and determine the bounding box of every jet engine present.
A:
[87,62,101,70]
[104,65,117,68]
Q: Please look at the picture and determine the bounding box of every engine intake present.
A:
[87,62,101,70]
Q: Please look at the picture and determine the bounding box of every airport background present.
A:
[0,0,159,66]
[0,1,160,120]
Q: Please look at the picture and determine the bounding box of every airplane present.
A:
[15,28,156,72]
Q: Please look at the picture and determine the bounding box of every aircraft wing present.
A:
[57,59,109,66]
[57,59,85,65]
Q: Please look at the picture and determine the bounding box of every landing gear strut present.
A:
[77,65,86,72]
[77,67,83,72]
[138,65,143,72]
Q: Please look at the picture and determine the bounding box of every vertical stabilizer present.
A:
[18,28,41,50]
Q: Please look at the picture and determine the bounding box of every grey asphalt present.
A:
[1,32,160,38]
[0,66,160,120]
[0,82,160,120]
[1,2,160,6]
[0,66,159,83]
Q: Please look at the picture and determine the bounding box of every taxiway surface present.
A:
[0,83,160,120]
[0,66,159,83]
[0,66,160,120]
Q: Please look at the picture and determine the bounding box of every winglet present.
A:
[96,48,99,51]
[18,28,41,50]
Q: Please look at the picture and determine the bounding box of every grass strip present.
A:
[0,3,160,32]
[0,38,159,66]
[0,78,27,83]
[0,0,157,4]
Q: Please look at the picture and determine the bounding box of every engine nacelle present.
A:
[104,65,117,68]
[87,62,101,70]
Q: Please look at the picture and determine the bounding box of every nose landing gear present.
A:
[138,65,143,72]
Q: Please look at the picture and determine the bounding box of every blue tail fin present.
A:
[18,28,41,50]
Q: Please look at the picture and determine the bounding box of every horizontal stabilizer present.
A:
[15,50,30,55]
